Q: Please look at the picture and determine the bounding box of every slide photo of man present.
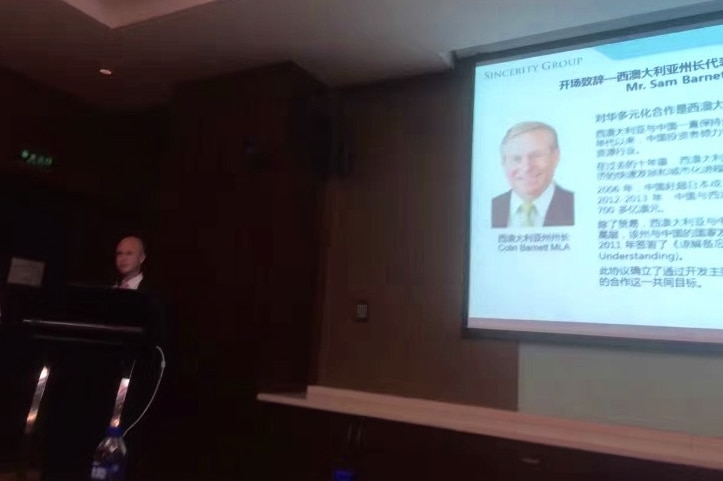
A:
[491,121,574,228]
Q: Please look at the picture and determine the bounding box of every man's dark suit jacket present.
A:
[137,277,151,293]
[118,275,169,468]
[491,185,574,228]
[120,277,166,346]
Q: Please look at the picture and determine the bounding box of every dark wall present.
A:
[0,59,518,477]
[148,62,327,477]
[0,68,168,475]
[0,68,165,288]
[317,70,518,409]
[0,62,331,479]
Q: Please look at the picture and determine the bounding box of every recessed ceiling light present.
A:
[99,68,113,76]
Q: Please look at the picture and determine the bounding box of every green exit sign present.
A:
[18,149,54,168]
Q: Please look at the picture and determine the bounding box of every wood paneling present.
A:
[145,63,327,479]
[260,386,723,471]
[258,403,723,481]
[317,71,517,409]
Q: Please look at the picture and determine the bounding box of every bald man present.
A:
[115,236,149,291]
[112,236,166,479]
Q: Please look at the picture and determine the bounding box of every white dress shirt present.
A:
[117,272,144,290]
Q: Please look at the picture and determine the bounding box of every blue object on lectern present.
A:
[333,469,357,481]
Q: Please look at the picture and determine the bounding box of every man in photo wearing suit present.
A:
[491,121,574,228]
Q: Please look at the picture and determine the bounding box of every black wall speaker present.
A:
[289,91,351,178]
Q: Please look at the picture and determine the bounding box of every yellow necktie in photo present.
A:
[520,202,536,227]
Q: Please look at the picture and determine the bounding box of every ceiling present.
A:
[0,0,720,109]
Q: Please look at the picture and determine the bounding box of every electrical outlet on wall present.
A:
[355,301,369,322]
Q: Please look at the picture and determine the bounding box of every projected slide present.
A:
[467,22,723,342]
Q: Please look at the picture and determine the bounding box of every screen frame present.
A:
[460,9,723,348]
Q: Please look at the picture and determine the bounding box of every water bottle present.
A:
[89,426,127,481]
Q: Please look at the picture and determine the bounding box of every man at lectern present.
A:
[114,235,166,346]
[113,235,167,479]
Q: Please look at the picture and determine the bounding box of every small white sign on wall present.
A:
[7,257,45,287]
